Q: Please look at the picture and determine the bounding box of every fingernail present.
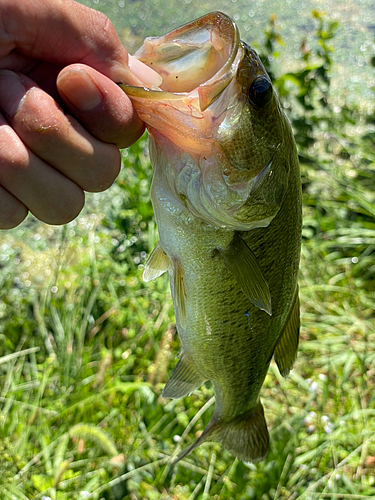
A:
[127,55,162,89]
[57,68,102,111]
[0,70,26,116]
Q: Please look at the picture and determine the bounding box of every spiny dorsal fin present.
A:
[218,233,272,315]
[162,352,206,399]
[274,286,300,377]
[174,262,187,329]
[172,400,269,465]
[143,243,170,282]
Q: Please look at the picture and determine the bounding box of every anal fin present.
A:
[218,232,272,315]
[274,286,300,377]
[162,352,206,399]
[172,400,269,465]
[143,243,170,282]
[213,401,269,463]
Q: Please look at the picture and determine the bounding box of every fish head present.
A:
[121,12,296,230]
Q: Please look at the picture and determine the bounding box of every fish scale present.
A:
[121,11,302,463]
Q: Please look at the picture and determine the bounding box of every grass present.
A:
[0,124,374,499]
[1,8,375,500]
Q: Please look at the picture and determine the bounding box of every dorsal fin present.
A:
[143,243,170,282]
[218,233,272,315]
[274,286,300,377]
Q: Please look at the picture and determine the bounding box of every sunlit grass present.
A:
[0,124,374,500]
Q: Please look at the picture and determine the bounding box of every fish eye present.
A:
[249,76,273,108]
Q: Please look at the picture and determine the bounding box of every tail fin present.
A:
[172,401,269,465]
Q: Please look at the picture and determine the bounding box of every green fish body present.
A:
[121,11,302,463]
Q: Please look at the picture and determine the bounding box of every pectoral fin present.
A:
[162,352,206,399]
[274,287,300,377]
[219,233,272,315]
[143,243,170,282]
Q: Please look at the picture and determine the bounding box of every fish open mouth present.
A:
[120,12,288,231]
[121,12,241,111]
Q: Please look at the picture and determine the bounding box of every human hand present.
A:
[0,0,161,229]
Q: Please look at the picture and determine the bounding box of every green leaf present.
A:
[31,474,54,492]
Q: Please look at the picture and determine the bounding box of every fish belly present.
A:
[152,165,274,420]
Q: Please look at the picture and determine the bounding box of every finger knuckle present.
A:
[94,11,117,40]
[15,89,62,146]
[0,127,29,173]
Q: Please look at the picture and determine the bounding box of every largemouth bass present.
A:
[121,11,302,463]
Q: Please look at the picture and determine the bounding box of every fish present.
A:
[120,11,302,463]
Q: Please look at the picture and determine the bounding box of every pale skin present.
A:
[0,0,160,229]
